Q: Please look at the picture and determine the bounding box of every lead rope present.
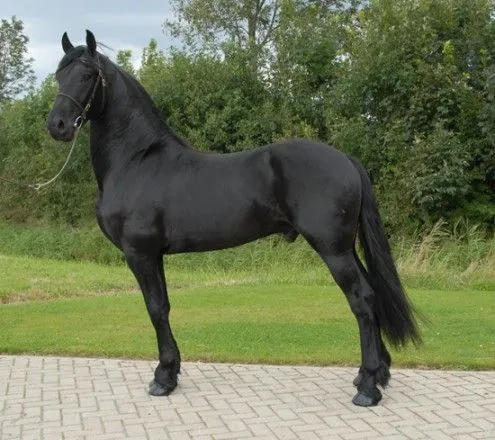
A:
[0,55,105,192]
[0,124,81,191]
[31,125,82,191]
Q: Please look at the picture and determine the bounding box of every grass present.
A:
[396,219,495,290]
[0,253,330,303]
[0,254,493,369]
[0,220,494,291]
[0,254,134,303]
[0,219,493,370]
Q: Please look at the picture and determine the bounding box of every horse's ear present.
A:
[86,29,97,56]
[62,32,73,53]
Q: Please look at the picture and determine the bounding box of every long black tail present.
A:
[348,156,422,347]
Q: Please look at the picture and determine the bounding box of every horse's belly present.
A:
[164,216,287,254]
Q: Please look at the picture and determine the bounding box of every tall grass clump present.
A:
[396,219,495,290]
[0,219,493,290]
[0,221,123,265]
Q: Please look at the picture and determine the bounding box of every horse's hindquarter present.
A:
[270,139,361,206]
[269,140,362,243]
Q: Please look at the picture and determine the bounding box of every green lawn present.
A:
[1,262,493,369]
[0,253,273,303]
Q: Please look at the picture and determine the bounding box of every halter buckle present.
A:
[74,116,83,128]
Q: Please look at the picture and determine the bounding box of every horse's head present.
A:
[47,30,106,142]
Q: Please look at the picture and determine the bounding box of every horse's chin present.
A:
[48,127,76,143]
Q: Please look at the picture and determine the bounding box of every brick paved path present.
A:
[0,356,493,439]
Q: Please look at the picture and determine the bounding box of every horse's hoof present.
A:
[353,372,363,387]
[352,388,382,407]
[148,378,176,396]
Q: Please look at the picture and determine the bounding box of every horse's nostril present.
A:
[57,119,65,130]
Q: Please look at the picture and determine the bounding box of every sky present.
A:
[2,0,177,86]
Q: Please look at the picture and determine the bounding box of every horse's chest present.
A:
[95,199,125,249]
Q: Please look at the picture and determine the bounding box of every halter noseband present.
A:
[57,55,106,128]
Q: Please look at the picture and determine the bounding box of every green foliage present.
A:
[165,0,281,74]
[1,0,494,230]
[403,128,472,224]
[0,16,34,103]
[0,76,96,224]
[139,42,283,151]
[325,0,495,229]
[273,1,343,138]
[116,49,135,75]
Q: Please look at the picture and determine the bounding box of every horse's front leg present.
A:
[124,250,181,396]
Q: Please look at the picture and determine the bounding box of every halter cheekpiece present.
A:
[56,55,106,127]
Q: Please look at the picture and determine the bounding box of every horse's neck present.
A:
[89,69,169,187]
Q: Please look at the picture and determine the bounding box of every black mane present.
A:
[56,46,87,72]
[108,56,192,150]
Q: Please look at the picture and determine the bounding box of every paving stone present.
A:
[0,355,493,439]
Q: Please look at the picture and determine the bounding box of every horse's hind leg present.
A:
[319,249,383,406]
[353,337,391,388]
[352,249,391,388]
[124,250,181,396]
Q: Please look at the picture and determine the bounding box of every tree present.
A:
[116,49,135,75]
[326,0,495,229]
[138,40,281,152]
[164,0,282,74]
[0,16,34,104]
[272,1,349,138]
[164,1,363,74]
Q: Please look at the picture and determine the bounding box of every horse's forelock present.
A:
[57,43,112,74]
[56,46,87,72]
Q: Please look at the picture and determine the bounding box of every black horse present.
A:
[47,30,421,407]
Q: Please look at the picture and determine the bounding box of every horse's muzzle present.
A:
[47,115,77,142]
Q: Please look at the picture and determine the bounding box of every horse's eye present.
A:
[82,73,93,82]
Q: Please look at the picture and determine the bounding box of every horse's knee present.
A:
[150,307,168,327]
[347,289,375,319]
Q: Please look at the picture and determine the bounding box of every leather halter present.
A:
[56,55,106,127]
